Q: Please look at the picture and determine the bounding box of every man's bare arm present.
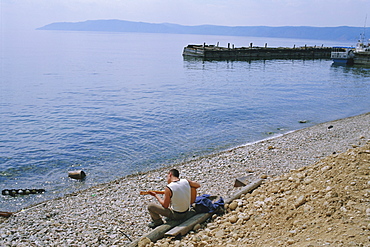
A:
[188,179,200,189]
[188,179,200,204]
[149,187,172,208]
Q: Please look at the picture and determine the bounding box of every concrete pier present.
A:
[182,44,331,60]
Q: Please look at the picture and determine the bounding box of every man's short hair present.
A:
[169,169,180,178]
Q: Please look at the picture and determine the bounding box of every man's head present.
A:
[167,169,180,183]
[169,169,179,178]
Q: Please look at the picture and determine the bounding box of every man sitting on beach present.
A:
[147,168,200,228]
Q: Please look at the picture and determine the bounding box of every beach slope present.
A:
[1,112,369,246]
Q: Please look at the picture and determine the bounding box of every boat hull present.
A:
[353,53,370,65]
[332,58,354,65]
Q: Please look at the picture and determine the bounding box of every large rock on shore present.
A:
[155,144,370,246]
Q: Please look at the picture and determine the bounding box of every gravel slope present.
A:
[154,143,370,247]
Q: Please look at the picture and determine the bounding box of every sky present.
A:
[0,0,369,32]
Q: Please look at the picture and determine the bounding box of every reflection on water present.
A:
[331,63,370,76]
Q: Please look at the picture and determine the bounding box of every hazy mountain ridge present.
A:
[37,19,369,42]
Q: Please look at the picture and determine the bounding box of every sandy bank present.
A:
[155,143,370,247]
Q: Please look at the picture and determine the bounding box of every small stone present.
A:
[326,207,336,216]
[340,206,348,212]
[229,201,238,210]
[287,239,295,245]
[294,195,306,208]
[238,213,250,221]
[270,186,279,193]
[303,178,313,184]
[229,215,238,224]
[138,237,151,247]
[215,230,225,238]
[200,234,209,241]
[325,186,332,191]
[173,240,181,246]
[193,223,201,231]
[321,166,332,172]
[197,241,207,247]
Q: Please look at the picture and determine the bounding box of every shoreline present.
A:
[1,112,369,246]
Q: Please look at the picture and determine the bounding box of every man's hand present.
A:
[148,191,157,196]
[149,187,171,209]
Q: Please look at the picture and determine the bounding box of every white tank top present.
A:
[167,179,191,213]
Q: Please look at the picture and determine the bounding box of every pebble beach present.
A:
[1,112,369,246]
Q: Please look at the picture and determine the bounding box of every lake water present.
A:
[1,30,370,211]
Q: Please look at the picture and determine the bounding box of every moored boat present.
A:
[331,46,355,65]
[353,36,370,65]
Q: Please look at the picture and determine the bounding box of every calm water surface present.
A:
[1,30,369,211]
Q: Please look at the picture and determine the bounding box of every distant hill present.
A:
[37,19,369,42]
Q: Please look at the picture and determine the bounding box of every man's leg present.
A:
[147,203,174,227]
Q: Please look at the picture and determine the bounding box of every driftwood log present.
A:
[224,179,262,204]
[127,217,193,247]
[0,212,13,218]
[164,212,211,237]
